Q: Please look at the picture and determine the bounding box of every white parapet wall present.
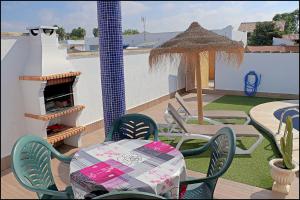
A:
[68,52,185,123]
[1,33,185,158]
[1,35,29,158]
[215,53,299,95]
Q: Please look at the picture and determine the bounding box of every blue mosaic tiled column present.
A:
[97,1,126,140]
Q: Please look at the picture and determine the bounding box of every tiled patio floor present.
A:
[1,93,299,199]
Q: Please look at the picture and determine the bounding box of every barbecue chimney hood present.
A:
[24,26,73,76]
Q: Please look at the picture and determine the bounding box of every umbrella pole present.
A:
[195,53,204,124]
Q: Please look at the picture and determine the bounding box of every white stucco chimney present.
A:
[24,26,73,76]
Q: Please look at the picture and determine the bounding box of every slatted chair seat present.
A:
[106,113,159,141]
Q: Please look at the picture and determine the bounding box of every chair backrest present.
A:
[11,135,58,199]
[108,113,159,141]
[175,92,192,115]
[167,103,189,132]
[92,191,166,199]
[206,127,236,193]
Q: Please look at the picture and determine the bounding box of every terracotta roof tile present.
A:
[238,20,285,32]
[238,22,257,32]
[19,71,81,81]
[245,45,299,53]
[282,34,299,40]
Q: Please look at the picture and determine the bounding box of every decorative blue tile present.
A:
[97,1,126,140]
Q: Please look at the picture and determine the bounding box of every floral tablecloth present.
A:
[70,139,187,199]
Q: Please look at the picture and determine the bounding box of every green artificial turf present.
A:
[159,95,283,189]
[204,95,281,114]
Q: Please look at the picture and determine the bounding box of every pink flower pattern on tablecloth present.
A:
[144,141,175,153]
[95,150,121,158]
[80,162,124,184]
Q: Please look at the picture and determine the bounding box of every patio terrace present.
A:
[1,93,299,199]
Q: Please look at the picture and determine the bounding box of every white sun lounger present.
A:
[175,92,251,125]
[159,103,264,155]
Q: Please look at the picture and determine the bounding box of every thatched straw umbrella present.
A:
[149,22,244,124]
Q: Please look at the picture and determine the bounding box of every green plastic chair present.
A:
[179,127,236,199]
[106,113,159,141]
[11,135,74,199]
[91,190,166,199]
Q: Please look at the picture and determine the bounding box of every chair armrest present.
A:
[50,147,72,163]
[55,153,72,163]
[106,129,114,141]
[180,141,211,157]
[153,129,159,141]
[106,119,120,141]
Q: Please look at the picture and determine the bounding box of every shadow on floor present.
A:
[250,189,287,199]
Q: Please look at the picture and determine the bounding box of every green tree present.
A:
[248,22,282,46]
[69,27,86,40]
[53,25,66,41]
[123,29,139,35]
[93,28,98,37]
[273,9,299,34]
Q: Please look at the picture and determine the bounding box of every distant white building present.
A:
[273,37,295,46]
[84,25,247,51]
[63,40,85,51]
[84,37,99,51]
[273,34,299,46]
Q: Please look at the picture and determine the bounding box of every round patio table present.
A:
[70,139,187,199]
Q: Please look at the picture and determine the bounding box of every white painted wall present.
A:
[273,37,295,46]
[1,37,28,158]
[232,30,248,47]
[123,53,185,110]
[215,53,299,94]
[85,37,98,51]
[67,57,103,125]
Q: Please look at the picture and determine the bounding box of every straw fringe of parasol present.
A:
[149,22,244,69]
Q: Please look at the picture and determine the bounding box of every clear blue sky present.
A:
[1,1,298,36]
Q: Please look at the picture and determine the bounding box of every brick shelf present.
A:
[47,126,86,144]
[24,105,85,121]
[19,71,81,81]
